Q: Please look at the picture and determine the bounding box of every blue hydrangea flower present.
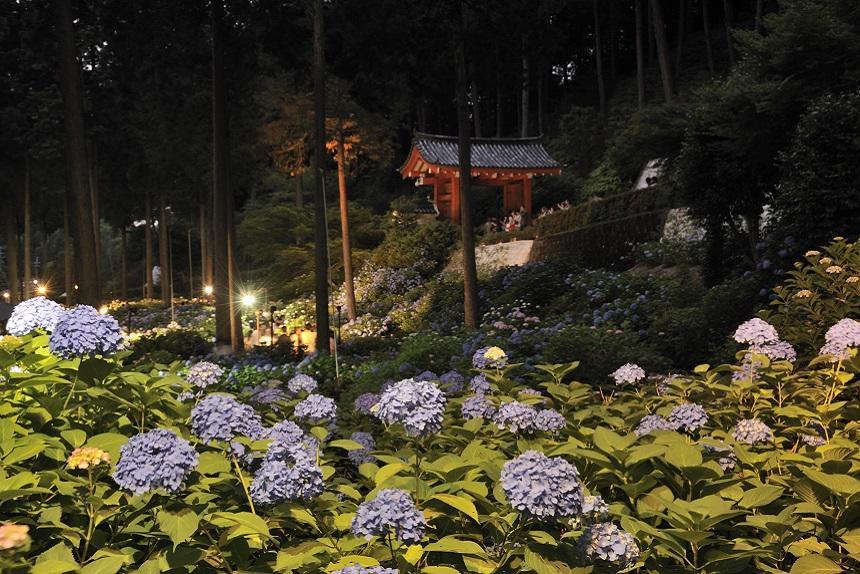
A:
[501,451,583,518]
[634,414,672,436]
[294,393,337,423]
[472,346,508,369]
[518,388,543,397]
[186,361,224,388]
[190,394,264,443]
[112,429,198,494]
[610,363,645,385]
[244,383,287,407]
[801,433,826,447]
[578,522,640,566]
[732,418,773,444]
[666,403,708,433]
[439,370,465,393]
[819,318,860,360]
[470,374,491,394]
[581,495,610,523]
[534,409,566,433]
[6,296,64,335]
[414,370,438,382]
[264,420,306,444]
[331,566,398,574]
[353,392,380,415]
[757,340,796,362]
[734,318,779,347]
[461,394,496,420]
[492,401,537,433]
[250,441,324,504]
[374,379,446,437]
[49,305,123,358]
[347,431,375,466]
[703,443,736,472]
[287,373,318,395]
[351,488,425,543]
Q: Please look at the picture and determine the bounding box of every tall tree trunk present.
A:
[312,0,330,353]
[54,0,99,306]
[469,62,482,138]
[495,43,503,137]
[212,0,232,350]
[336,135,357,321]
[227,191,243,352]
[295,171,304,207]
[456,0,479,329]
[89,141,100,265]
[63,194,73,304]
[722,0,736,66]
[636,0,646,108]
[675,0,687,76]
[22,158,31,299]
[593,0,606,116]
[702,0,715,73]
[159,194,172,308]
[608,0,618,81]
[198,201,207,292]
[120,225,128,301]
[4,191,19,305]
[187,229,193,299]
[144,189,153,299]
[537,62,544,134]
[755,0,763,32]
[650,0,675,102]
[647,0,655,67]
[520,36,529,138]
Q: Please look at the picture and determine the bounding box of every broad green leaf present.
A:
[30,560,78,574]
[197,451,230,474]
[374,462,410,486]
[209,511,271,541]
[664,444,702,468]
[60,429,86,448]
[156,508,199,547]
[429,493,480,522]
[802,468,860,496]
[789,554,842,574]
[80,556,127,574]
[328,439,367,451]
[740,485,784,509]
[425,536,486,556]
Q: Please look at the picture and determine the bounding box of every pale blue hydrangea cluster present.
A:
[534,409,566,433]
[493,401,537,433]
[610,363,645,385]
[501,451,583,518]
[666,403,709,433]
[472,346,508,369]
[461,394,496,420]
[439,370,465,393]
[244,383,287,407]
[578,522,640,566]
[353,392,380,414]
[287,373,318,395]
[581,495,610,523]
[470,374,491,394]
[6,296,64,335]
[347,431,375,466]
[733,318,779,347]
[294,393,337,423]
[112,429,198,494]
[331,566,398,574]
[819,318,860,360]
[758,340,796,362]
[264,420,306,444]
[351,488,425,543]
[703,443,736,472]
[732,418,773,444]
[190,394,264,443]
[634,414,673,436]
[801,433,827,447]
[49,305,123,358]
[414,370,438,382]
[186,361,224,388]
[250,441,324,505]
[518,388,543,397]
[374,379,447,437]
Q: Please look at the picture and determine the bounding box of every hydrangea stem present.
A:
[232,456,257,515]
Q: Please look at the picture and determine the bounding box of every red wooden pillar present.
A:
[451,175,461,224]
[523,177,533,217]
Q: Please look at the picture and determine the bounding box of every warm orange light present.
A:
[203,285,214,296]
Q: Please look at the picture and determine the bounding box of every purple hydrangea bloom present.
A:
[493,401,537,433]
[666,403,709,433]
[353,392,380,415]
[472,346,508,369]
[186,361,224,388]
[351,488,425,543]
[287,373,318,395]
[190,394,264,443]
[819,318,860,360]
[470,373,491,394]
[439,371,465,393]
[264,420,306,444]
[250,441,324,504]
[414,370,438,382]
[610,363,645,385]
[800,433,826,447]
[581,495,610,523]
[294,393,337,423]
[374,379,447,437]
[113,429,198,494]
[461,394,496,420]
[177,390,202,402]
[244,383,287,407]
[634,414,673,436]
[49,305,123,358]
[703,443,736,472]
[6,296,64,335]
[732,418,773,444]
[534,409,566,433]
[578,522,640,566]
[518,388,543,397]
[734,318,780,347]
[331,566,398,574]
[501,451,583,518]
[757,340,796,362]
[347,431,375,466]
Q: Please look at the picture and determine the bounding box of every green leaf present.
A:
[30,560,79,574]
[209,511,271,541]
[325,556,379,571]
[328,439,367,451]
[423,567,461,574]
[156,508,199,547]
[86,433,130,463]
[664,444,702,468]
[60,429,87,448]
[80,556,127,574]
[802,468,860,496]
[424,536,486,556]
[740,485,784,509]
[197,452,231,475]
[374,462,410,486]
[789,554,842,574]
[428,493,480,523]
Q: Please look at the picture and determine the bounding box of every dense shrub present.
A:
[127,328,211,364]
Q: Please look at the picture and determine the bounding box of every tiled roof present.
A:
[412,133,561,170]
